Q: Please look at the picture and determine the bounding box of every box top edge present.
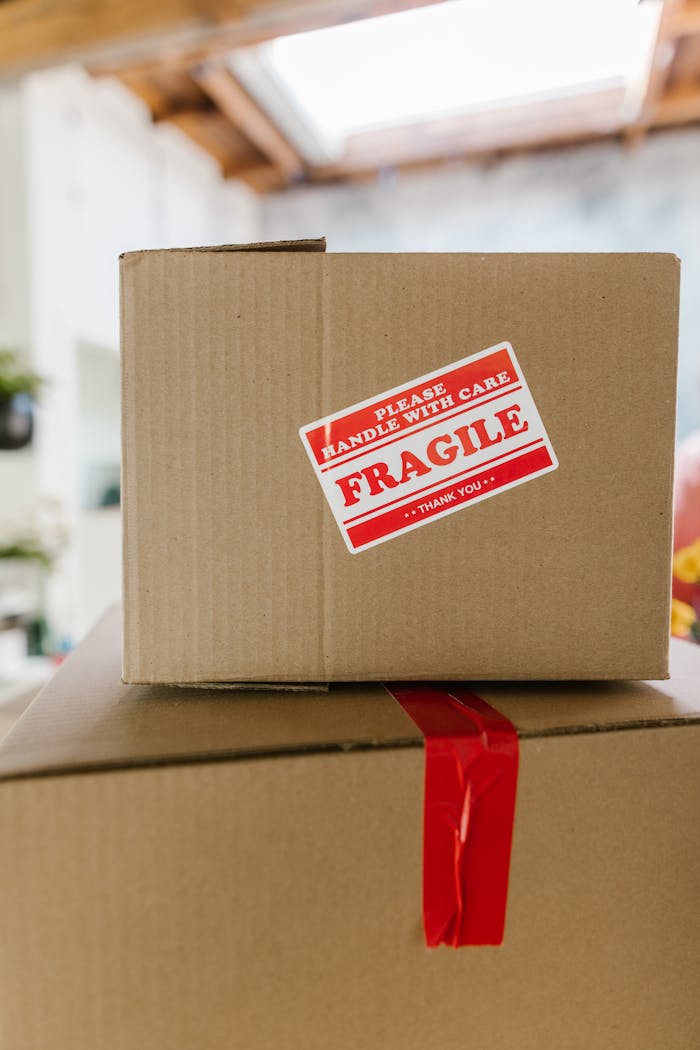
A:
[118,242,680,264]
[0,609,698,784]
[119,237,327,261]
[2,718,699,786]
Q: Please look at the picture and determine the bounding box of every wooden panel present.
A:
[61,0,700,191]
[238,164,292,192]
[652,81,700,123]
[666,33,700,87]
[168,108,268,176]
[0,0,440,77]
[316,88,626,177]
[671,0,700,37]
[637,0,684,125]
[194,63,303,178]
[169,109,287,189]
[118,69,211,122]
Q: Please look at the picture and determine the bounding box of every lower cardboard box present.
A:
[0,607,699,1049]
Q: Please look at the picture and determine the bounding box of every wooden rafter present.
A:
[167,108,289,189]
[667,32,700,86]
[167,109,262,173]
[118,68,212,122]
[634,0,684,131]
[652,81,700,123]
[0,0,440,78]
[671,0,700,37]
[193,63,303,179]
[319,88,626,177]
[14,0,700,192]
[628,0,700,136]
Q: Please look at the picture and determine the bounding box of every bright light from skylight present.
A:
[232,0,661,161]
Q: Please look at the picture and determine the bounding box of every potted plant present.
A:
[0,350,44,451]
[0,500,68,655]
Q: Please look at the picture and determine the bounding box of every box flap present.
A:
[119,237,326,261]
[0,608,698,782]
[0,608,421,781]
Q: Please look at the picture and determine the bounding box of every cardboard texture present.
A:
[1,609,699,1049]
[121,243,679,682]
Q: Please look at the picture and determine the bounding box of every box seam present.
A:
[1,719,698,785]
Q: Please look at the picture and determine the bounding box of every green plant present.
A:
[0,350,44,399]
[0,538,53,568]
[0,500,68,569]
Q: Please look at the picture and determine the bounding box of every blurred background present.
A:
[1,0,700,718]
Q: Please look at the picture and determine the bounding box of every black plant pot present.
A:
[0,393,34,450]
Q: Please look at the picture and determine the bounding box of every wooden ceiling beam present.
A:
[651,81,700,123]
[304,130,624,190]
[0,0,440,79]
[670,0,700,38]
[314,88,626,177]
[666,31,700,87]
[168,108,268,174]
[117,69,212,122]
[630,0,683,138]
[237,164,292,192]
[193,62,303,179]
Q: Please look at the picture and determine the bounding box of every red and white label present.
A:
[299,341,558,553]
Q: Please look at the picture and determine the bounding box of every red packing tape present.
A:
[385,685,519,948]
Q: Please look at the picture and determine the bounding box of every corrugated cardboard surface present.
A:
[0,612,699,1050]
[2,608,700,779]
[121,246,679,682]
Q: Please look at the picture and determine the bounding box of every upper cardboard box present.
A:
[1,609,699,1049]
[121,242,679,683]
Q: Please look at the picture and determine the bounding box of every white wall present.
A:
[19,65,261,639]
[24,66,260,358]
[77,343,121,509]
[0,84,36,519]
[0,86,30,354]
[261,131,700,441]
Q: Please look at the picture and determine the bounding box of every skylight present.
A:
[231,0,661,162]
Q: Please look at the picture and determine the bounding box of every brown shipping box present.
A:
[1,608,699,1049]
[121,242,680,682]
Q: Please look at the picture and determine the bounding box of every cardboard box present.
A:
[121,242,679,682]
[1,608,699,1049]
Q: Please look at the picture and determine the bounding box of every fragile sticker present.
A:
[299,341,558,553]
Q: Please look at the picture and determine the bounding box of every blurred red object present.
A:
[674,430,700,610]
